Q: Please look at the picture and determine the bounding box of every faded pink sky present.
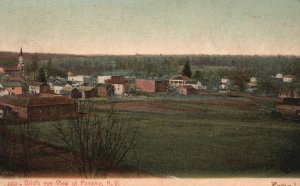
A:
[0,0,300,55]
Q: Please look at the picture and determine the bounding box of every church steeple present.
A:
[18,47,25,78]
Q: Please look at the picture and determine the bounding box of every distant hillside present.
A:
[0,51,82,61]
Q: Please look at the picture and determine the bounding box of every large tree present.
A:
[53,101,139,178]
[37,68,46,83]
[30,55,39,80]
[182,61,192,78]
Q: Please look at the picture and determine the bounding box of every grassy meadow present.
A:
[11,95,300,177]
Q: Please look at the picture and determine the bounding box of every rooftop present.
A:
[105,79,128,84]
[78,86,95,92]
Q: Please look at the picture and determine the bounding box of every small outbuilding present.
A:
[96,84,114,97]
[176,85,197,95]
[60,87,82,99]
[78,86,98,99]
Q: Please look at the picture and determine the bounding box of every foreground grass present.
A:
[9,95,300,177]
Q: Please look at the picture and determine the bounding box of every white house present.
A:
[68,75,91,86]
[97,75,124,84]
[169,75,192,88]
[219,77,231,93]
[53,84,72,95]
[97,76,112,84]
[105,78,129,95]
[48,78,72,95]
[283,75,294,83]
[185,80,206,90]
[221,77,230,84]
[275,73,283,79]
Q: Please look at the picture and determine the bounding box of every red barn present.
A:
[135,79,168,93]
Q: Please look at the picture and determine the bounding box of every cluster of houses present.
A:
[0,48,299,121]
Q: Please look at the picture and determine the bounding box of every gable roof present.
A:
[78,86,95,92]
[61,87,78,92]
[0,94,75,107]
[1,81,24,87]
[4,76,25,83]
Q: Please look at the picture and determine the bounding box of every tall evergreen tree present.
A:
[30,55,39,80]
[182,61,192,78]
[37,68,46,83]
[46,58,52,76]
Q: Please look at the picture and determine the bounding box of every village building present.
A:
[47,77,72,95]
[28,82,53,94]
[219,77,231,93]
[97,75,124,84]
[67,75,92,86]
[135,79,168,93]
[60,87,82,99]
[176,85,198,95]
[169,75,192,88]
[185,80,206,90]
[0,94,77,121]
[246,77,258,93]
[0,81,26,95]
[282,74,294,83]
[105,78,129,96]
[275,73,283,79]
[78,86,98,99]
[95,84,114,97]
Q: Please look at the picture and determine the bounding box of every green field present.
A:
[18,95,300,177]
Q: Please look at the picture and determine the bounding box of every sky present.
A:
[0,0,299,55]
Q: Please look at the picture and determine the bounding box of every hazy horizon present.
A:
[0,0,300,55]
